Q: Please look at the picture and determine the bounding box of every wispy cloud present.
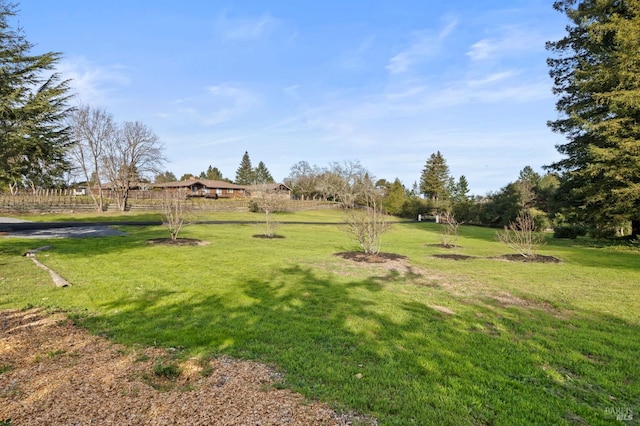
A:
[217,12,279,40]
[467,26,546,61]
[172,83,260,126]
[57,57,130,105]
[386,19,458,75]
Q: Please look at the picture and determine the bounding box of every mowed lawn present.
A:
[1,210,638,425]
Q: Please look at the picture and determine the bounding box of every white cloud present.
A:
[467,26,546,61]
[171,83,260,126]
[386,19,458,75]
[467,70,517,87]
[217,12,279,40]
[57,57,130,105]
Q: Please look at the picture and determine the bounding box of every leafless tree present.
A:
[161,189,189,240]
[328,161,391,254]
[102,121,165,211]
[251,183,288,237]
[496,213,545,258]
[440,211,463,252]
[67,105,116,211]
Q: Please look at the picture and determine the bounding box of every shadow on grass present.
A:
[70,264,640,425]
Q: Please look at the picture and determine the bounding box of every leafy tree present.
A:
[154,170,177,183]
[482,183,524,227]
[179,173,195,181]
[0,1,73,193]
[383,178,406,215]
[451,175,471,204]
[419,151,452,205]
[253,161,274,184]
[546,0,640,237]
[198,165,226,181]
[235,151,255,185]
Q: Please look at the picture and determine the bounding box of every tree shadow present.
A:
[71,264,639,425]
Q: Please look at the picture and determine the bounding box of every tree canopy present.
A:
[0,1,73,193]
[419,151,452,203]
[254,161,274,184]
[547,0,640,236]
[235,151,255,185]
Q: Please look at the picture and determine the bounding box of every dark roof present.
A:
[153,179,246,190]
[245,183,291,191]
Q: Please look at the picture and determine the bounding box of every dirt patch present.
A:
[252,234,286,239]
[432,254,477,261]
[0,309,368,425]
[429,305,456,315]
[147,238,209,246]
[425,243,463,249]
[334,252,407,264]
[492,254,561,263]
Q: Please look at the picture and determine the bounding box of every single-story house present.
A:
[244,183,292,199]
[153,178,247,199]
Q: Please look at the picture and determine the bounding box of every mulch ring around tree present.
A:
[431,254,477,261]
[426,243,463,249]
[252,234,286,239]
[492,254,562,263]
[334,252,407,264]
[146,238,209,246]
[431,253,561,262]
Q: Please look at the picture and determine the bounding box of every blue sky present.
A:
[17,1,569,194]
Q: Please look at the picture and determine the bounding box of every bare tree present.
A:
[251,183,288,237]
[102,121,165,211]
[496,213,545,258]
[161,189,188,240]
[285,161,320,200]
[440,211,462,252]
[67,105,116,211]
[328,161,391,254]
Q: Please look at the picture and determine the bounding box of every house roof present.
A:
[153,179,246,190]
[245,183,291,192]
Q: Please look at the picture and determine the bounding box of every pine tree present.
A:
[253,161,274,184]
[235,151,255,185]
[451,175,470,204]
[383,178,406,215]
[419,151,452,203]
[547,0,640,237]
[199,165,225,181]
[0,1,73,192]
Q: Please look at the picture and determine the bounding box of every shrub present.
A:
[528,208,551,231]
[496,213,545,258]
[553,224,587,239]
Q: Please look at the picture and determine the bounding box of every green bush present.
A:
[553,224,587,239]
[527,208,551,232]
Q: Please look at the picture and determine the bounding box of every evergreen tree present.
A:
[253,161,274,184]
[235,151,255,185]
[546,0,640,237]
[419,151,452,203]
[154,171,177,183]
[0,1,73,192]
[383,178,406,215]
[451,175,470,204]
[199,165,225,181]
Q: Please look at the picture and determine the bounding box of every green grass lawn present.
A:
[1,210,638,425]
